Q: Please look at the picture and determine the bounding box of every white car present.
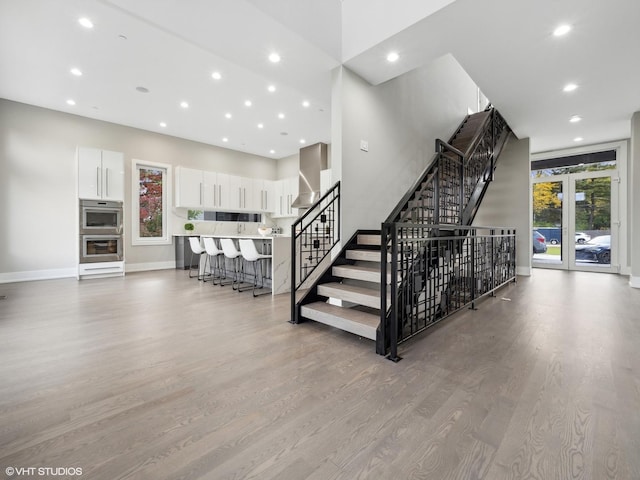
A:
[575,232,591,244]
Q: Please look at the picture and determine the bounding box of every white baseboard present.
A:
[125,261,175,273]
[516,266,531,276]
[0,268,77,284]
[630,276,640,289]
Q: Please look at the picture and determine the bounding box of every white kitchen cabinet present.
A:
[78,147,124,201]
[273,177,299,218]
[175,166,205,208]
[252,179,275,212]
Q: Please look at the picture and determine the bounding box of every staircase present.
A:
[292,107,514,357]
[301,232,386,340]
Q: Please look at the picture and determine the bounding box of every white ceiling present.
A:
[1,0,639,158]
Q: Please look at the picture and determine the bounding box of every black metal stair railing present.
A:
[379,107,514,359]
[290,182,340,323]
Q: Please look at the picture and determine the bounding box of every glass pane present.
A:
[574,177,611,267]
[532,181,563,265]
[139,167,164,238]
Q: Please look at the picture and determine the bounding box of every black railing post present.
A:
[470,229,476,310]
[378,224,389,355]
[388,223,402,362]
[290,222,297,323]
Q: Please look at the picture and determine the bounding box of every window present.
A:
[132,160,172,245]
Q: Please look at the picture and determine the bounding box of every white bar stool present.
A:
[188,236,207,280]
[202,237,224,285]
[239,239,272,296]
[220,238,243,289]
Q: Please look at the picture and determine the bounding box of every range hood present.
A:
[291,142,328,209]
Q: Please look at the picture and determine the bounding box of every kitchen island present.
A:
[174,234,291,295]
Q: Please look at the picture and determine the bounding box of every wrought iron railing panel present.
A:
[291,183,340,290]
[381,224,516,359]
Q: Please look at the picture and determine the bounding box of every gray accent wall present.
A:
[332,55,482,238]
[0,99,277,281]
[473,137,531,275]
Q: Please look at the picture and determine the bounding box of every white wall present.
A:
[334,54,482,238]
[630,111,640,287]
[473,137,531,275]
[0,99,278,281]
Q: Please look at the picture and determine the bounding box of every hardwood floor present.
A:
[0,268,639,479]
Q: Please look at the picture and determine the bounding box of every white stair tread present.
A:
[333,264,391,284]
[301,302,378,340]
[317,282,389,309]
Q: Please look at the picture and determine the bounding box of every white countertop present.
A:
[173,233,290,239]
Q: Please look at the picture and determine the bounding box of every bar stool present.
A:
[239,239,272,296]
[220,238,243,289]
[188,236,206,280]
[202,237,224,285]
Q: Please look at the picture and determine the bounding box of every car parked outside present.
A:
[575,232,591,244]
[533,230,547,254]
[575,235,610,264]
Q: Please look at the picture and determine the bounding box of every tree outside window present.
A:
[133,160,172,245]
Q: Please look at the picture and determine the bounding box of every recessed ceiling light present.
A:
[299,139,306,144]
[553,24,572,36]
[563,83,578,92]
[387,52,400,62]
[267,85,276,93]
[244,100,252,107]
[302,100,310,108]
[211,71,222,80]
[136,86,149,93]
[180,101,189,108]
[222,137,229,142]
[574,137,584,142]
[269,52,281,63]
[570,115,582,123]
[225,113,232,119]
[159,122,167,128]
[257,123,264,129]
[66,99,76,106]
[78,17,94,29]
[70,67,82,76]
[278,113,285,119]
[270,149,276,154]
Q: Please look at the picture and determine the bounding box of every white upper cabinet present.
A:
[175,166,276,213]
[78,147,124,201]
[252,179,275,213]
[272,177,299,218]
[175,166,204,208]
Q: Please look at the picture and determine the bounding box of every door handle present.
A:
[105,168,109,197]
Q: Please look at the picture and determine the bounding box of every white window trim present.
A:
[132,159,172,246]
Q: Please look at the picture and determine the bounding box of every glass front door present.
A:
[532,169,617,272]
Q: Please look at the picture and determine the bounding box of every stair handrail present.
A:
[290,181,341,322]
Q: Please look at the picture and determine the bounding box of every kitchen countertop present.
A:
[173,233,290,239]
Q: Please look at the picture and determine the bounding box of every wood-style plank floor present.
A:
[1,268,639,479]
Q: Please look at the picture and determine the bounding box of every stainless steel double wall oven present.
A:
[79,199,123,263]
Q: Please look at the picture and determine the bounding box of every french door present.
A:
[532,171,618,272]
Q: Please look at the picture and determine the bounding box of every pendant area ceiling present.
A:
[1,0,638,158]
